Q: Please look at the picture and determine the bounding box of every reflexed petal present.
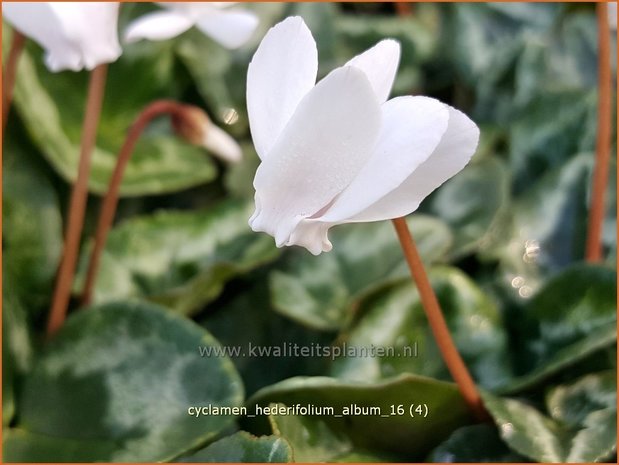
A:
[345,106,480,222]
[4,2,121,72]
[124,10,194,43]
[195,9,258,49]
[249,66,381,253]
[247,16,318,159]
[345,39,401,103]
[319,96,449,223]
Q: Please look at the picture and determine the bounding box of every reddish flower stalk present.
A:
[585,2,612,262]
[394,2,413,17]
[80,100,209,306]
[2,29,26,134]
[47,64,108,337]
[392,217,489,422]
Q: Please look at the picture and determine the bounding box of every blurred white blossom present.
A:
[3,2,121,72]
[246,17,479,255]
[125,2,258,49]
[171,105,242,164]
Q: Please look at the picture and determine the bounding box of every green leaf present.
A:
[518,264,615,372]
[507,12,598,190]
[201,280,333,396]
[268,404,396,462]
[3,137,62,310]
[76,200,281,315]
[179,431,292,463]
[270,215,452,331]
[494,154,594,303]
[427,156,510,258]
[500,264,616,394]
[2,288,33,427]
[483,394,569,463]
[10,28,217,196]
[4,301,244,462]
[509,94,596,193]
[245,374,471,459]
[546,370,616,429]
[331,267,512,390]
[449,3,561,85]
[428,424,526,462]
[269,405,351,462]
[447,3,562,124]
[484,372,617,463]
[499,325,617,395]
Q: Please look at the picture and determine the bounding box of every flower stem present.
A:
[2,29,26,134]
[46,64,108,337]
[585,2,612,263]
[394,2,413,16]
[80,100,195,306]
[392,217,489,422]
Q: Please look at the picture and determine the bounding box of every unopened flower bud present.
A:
[172,105,242,164]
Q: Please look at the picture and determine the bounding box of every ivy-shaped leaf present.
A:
[76,200,281,315]
[3,301,244,462]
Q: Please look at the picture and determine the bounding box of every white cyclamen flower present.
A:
[3,2,121,72]
[125,2,258,49]
[247,17,480,255]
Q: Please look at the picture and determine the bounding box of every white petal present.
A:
[124,10,194,43]
[159,2,237,14]
[346,106,480,222]
[319,96,450,223]
[157,2,218,18]
[246,16,318,159]
[195,9,258,49]
[4,2,121,72]
[249,66,381,254]
[345,39,401,103]
[202,123,243,163]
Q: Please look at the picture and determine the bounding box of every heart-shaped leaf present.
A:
[245,374,470,459]
[76,200,281,315]
[270,215,452,331]
[331,267,512,390]
[3,301,244,462]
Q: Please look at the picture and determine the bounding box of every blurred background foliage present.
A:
[2,2,617,463]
